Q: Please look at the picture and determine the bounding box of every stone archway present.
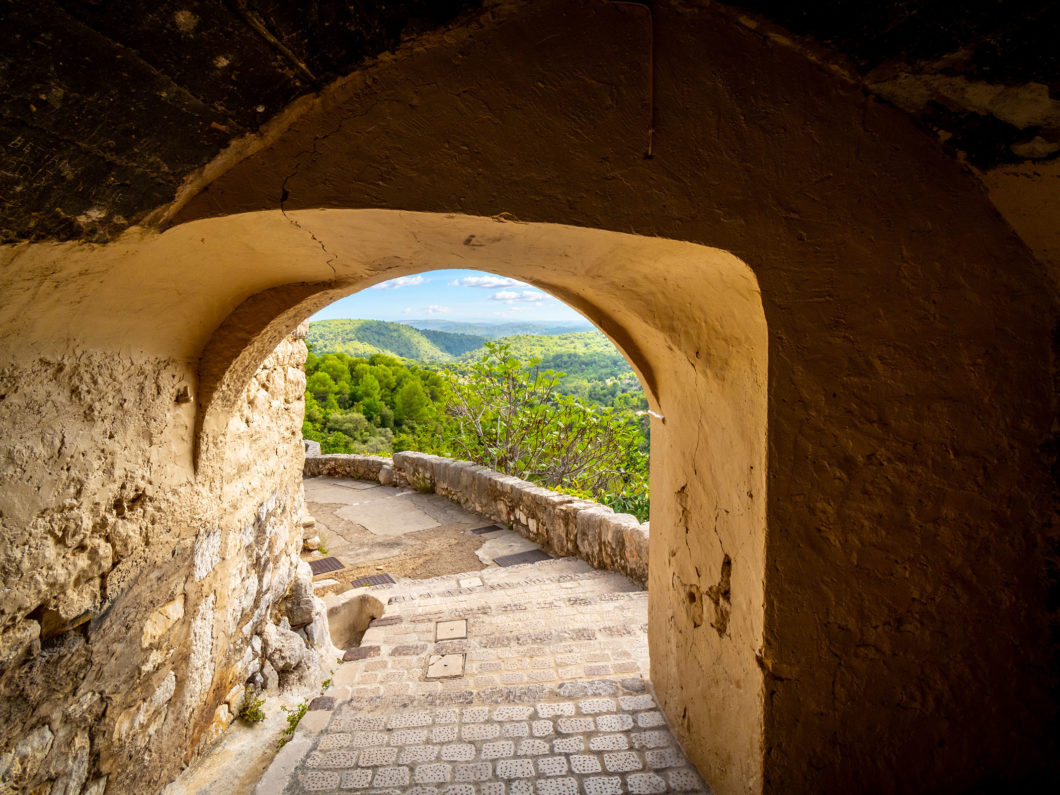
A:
[1,0,1054,791]
[188,208,770,791]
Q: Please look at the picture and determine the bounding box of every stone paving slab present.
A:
[303,480,560,590]
[292,689,709,794]
[307,478,481,538]
[277,483,710,794]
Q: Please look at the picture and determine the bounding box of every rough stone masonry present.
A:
[0,325,334,793]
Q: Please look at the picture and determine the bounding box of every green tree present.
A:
[352,372,380,403]
[306,371,336,403]
[394,379,430,426]
[326,410,371,440]
[445,342,643,496]
[318,354,350,386]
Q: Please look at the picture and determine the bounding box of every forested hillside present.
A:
[306,319,485,361]
[301,326,651,519]
[417,328,487,356]
[308,320,643,405]
[405,319,593,338]
[459,331,637,403]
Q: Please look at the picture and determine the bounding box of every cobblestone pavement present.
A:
[266,557,711,794]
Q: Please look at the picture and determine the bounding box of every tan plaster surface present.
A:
[0,0,1055,792]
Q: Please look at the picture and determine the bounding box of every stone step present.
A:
[280,564,708,794]
[363,555,608,594]
[365,566,641,611]
[380,592,647,627]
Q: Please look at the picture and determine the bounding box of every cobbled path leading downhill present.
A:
[269,557,711,794]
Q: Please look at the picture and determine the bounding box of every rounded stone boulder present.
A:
[261,622,304,672]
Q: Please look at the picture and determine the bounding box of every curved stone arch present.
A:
[194,219,671,469]
[0,1,1053,792]
[128,0,1052,790]
[193,210,768,463]
[188,208,769,790]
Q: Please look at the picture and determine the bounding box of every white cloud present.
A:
[450,275,522,289]
[371,275,426,290]
[426,305,451,315]
[492,289,544,304]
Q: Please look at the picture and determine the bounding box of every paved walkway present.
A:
[304,478,546,595]
[172,480,710,794]
[259,478,710,794]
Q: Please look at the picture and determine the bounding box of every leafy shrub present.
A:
[302,336,651,512]
[237,689,266,723]
[276,700,309,748]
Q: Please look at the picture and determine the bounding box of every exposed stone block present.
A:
[262,621,305,672]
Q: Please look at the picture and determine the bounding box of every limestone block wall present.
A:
[303,450,650,586]
[0,329,326,793]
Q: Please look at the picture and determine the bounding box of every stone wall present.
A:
[0,327,333,793]
[303,451,650,587]
[2,2,1056,791]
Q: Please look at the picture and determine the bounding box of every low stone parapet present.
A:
[302,453,389,481]
[303,449,649,587]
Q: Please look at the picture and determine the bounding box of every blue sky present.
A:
[310,269,587,323]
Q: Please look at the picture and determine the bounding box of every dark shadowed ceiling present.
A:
[1,0,1057,244]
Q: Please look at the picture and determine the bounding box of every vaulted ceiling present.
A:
[3,0,1058,268]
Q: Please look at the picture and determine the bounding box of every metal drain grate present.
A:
[470,525,504,535]
[350,572,396,587]
[493,549,552,567]
[308,556,344,576]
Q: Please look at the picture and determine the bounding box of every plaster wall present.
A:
[0,329,317,793]
[1,211,769,793]
[0,0,1054,792]
[164,0,1055,788]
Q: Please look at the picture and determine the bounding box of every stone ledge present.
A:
[303,451,649,587]
[303,453,390,481]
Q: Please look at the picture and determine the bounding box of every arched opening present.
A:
[1,1,1054,792]
[185,208,769,789]
[300,268,653,512]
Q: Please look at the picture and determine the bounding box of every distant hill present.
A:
[307,321,633,387]
[461,331,632,383]
[306,319,485,361]
[404,319,594,338]
[306,319,643,406]
[417,328,488,356]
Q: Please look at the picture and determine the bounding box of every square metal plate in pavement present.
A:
[492,549,552,567]
[309,556,344,576]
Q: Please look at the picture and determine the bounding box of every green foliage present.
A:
[307,318,483,361]
[302,322,651,520]
[237,689,266,723]
[302,350,451,455]
[600,468,651,522]
[394,379,430,425]
[458,331,642,402]
[277,700,309,748]
[308,320,641,407]
[462,331,624,362]
[306,371,337,403]
[417,328,488,356]
[446,343,648,501]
